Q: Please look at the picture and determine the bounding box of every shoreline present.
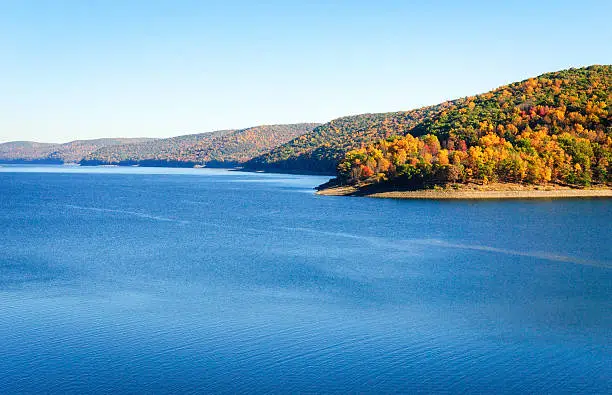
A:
[316,184,612,200]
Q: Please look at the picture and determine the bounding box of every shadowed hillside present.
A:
[244,105,455,174]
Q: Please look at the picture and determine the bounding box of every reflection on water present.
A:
[0,166,610,393]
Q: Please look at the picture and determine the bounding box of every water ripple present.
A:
[64,204,189,224]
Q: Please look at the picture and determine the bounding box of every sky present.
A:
[1,0,611,143]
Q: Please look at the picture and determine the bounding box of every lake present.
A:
[0,165,610,393]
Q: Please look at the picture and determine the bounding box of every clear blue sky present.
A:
[1,0,611,143]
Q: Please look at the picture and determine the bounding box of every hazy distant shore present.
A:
[316,183,612,200]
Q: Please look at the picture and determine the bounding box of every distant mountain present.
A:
[1,124,318,167]
[80,123,319,167]
[333,65,611,189]
[79,131,233,166]
[0,138,153,164]
[243,105,455,175]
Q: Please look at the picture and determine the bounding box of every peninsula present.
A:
[314,65,612,197]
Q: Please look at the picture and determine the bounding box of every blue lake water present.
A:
[0,165,610,393]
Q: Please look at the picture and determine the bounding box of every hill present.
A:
[0,138,153,164]
[321,65,611,190]
[243,105,455,174]
[80,123,319,167]
[79,130,233,166]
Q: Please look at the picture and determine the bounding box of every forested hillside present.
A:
[80,124,318,167]
[0,138,153,164]
[5,66,609,186]
[80,130,233,166]
[337,65,611,188]
[190,124,321,165]
[244,105,454,174]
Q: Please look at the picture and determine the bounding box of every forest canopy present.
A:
[337,65,611,188]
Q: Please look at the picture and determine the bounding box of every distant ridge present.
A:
[80,123,319,167]
[1,124,319,167]
[0,138,153,164]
